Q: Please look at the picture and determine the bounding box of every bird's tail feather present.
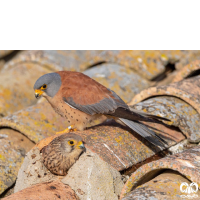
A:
[119,118,168,149]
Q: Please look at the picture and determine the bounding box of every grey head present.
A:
[34,72,62,98]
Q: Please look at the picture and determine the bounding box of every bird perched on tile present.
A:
[41,133,85,175]
[34,71,169,148]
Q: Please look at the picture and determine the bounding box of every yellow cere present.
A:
[34,89,44,96]
[77,141,84,148]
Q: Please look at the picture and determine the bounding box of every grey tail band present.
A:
[119,118,168,149]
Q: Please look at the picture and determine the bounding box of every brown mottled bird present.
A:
[34,71,169,148]
[41,133,85,175]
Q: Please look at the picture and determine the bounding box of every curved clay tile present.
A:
[121,145,200,199]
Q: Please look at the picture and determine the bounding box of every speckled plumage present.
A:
[44,87,102,131]
[41,133,85,176]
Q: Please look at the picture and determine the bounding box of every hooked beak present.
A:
[77,141,86,152]
[34,89,44,99]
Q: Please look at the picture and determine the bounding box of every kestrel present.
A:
[34,71,168,148]
[41,133,85,175]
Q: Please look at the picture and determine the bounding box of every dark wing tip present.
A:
[129,107,171,122]
[153,115,171,122]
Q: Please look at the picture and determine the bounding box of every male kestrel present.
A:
[34,71,168,148]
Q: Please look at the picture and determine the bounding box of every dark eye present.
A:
[41,84,47,89]
[69,141,74,145]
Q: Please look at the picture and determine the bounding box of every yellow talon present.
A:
[56,128,70,134]
[56,125,77,134]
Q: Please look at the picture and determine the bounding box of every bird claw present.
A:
[56,125,77,134]
[69,128,77,132]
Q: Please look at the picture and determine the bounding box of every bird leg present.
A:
[56,125,77,134]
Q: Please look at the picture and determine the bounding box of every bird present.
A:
[41,133,86,176]
[34,71,169,149]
